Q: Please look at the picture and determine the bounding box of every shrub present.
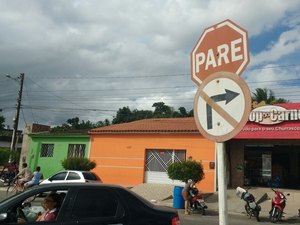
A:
[61,157,96,171]
[0,148,11,166]
[167,160,204,183]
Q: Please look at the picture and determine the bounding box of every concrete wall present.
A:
[227,140,244,187]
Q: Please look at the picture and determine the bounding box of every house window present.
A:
[68,144,86,158]
[145,149,186,172]
[40,144,54,157]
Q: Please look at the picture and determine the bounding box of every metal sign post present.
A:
[217,142,228,225]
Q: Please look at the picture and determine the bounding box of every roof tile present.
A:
[90,118,199,134]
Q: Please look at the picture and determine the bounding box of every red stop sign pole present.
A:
[191,19,250,85]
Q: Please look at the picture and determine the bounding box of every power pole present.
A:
[10,73,24,154]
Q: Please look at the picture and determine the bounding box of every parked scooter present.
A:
[236,187,262,221]
[269,188,290,223]
[189,185,208,215]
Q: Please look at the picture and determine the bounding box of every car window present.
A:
[82,172,98,181]
[71,189,118,219]
[66,172,81,180]
[51,172,67,181]
[3,188,69,224]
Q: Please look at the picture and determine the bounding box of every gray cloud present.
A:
[0,0,300,130]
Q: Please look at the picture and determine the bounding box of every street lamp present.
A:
[6,73,24,156]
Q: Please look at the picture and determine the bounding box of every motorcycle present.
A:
[188,185,208,215]
[269,188,290,223]
[236,187,262,221]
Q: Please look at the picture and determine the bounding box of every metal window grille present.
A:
[145,149,186,172]
[68,144,86,158]
[40,144,54,157]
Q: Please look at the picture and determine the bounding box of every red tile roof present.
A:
[90,118,199,134]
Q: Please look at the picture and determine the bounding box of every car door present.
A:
[61,187,128,225]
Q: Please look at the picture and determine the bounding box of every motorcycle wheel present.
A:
[269,207,280,223]
[195,202,206,215]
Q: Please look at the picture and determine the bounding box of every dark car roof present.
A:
[30,182,121,190]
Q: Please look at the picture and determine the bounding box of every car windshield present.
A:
[82,172,98,181]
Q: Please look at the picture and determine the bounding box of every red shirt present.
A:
[6,162,17,173]
[36,209,58,221]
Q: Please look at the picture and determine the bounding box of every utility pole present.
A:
[9,73,24,154]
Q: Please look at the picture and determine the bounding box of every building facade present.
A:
[229,103,300,189]
[90,118,216,192]
[28,130,90,178]
[22,102,300,191]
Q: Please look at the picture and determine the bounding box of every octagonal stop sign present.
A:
[191,19,250,85]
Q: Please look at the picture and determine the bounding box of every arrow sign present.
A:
[206,89,240,129]
[194,72,251,143]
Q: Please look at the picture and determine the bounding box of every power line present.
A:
[15,63,300,80]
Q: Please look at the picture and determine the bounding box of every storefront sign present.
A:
[249,105,300,125]
[235,103,300,139]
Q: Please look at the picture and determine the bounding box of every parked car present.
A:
[0,183,180,225]
[40,170,102,185]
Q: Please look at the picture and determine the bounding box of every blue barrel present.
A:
[173,186,184,209]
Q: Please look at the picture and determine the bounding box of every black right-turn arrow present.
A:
[206,89,239,130]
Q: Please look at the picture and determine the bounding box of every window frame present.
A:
[67,144,86,158]
[40,143,54,158]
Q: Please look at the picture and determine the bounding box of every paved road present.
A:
[180,213,300,225]
[178,209,300,225]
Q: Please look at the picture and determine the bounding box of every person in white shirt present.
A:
[24,166,43,189]
[14,163,33,191]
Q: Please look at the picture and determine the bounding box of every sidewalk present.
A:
[131,184,300,220]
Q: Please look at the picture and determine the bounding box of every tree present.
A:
[112,107,133,124]
[95,119,111,127]
[51,102,193,130]
[52,117,98,131]
[178,107,189,117]
[152,102,173,118]
[0,148,11,166]
[252,88,288,104]
[67,117,80,128]
[132,109,153,120]
[0,115,5,130]
[167,160,204,183]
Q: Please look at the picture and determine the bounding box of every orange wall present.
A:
[90,133,216,192]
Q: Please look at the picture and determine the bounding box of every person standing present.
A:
[14,163,33,191]
[182,179,195,215]
[24,166,43,189]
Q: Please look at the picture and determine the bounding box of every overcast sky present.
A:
[0,0,300,130]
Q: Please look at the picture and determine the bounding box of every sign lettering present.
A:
[195,38,243,72]
[249,105,300,125]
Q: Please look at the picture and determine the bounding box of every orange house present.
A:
[89,118,216,192]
